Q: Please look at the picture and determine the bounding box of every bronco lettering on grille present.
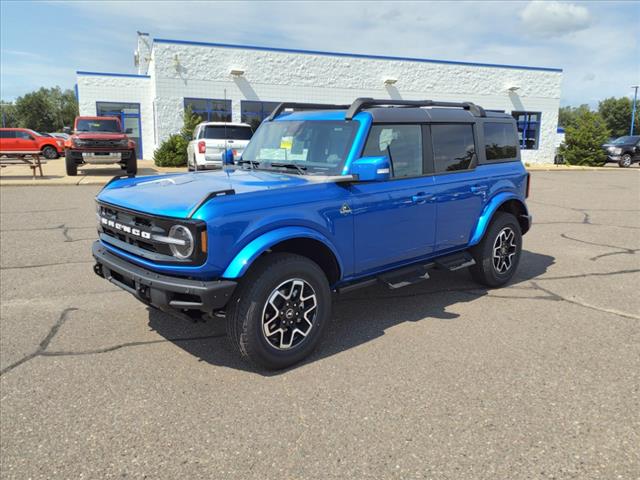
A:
[100,217,151,239]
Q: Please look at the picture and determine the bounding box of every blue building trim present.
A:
[76,71,151,79]
[154,38,563,73]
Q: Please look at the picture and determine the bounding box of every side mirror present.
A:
[220,149,235,165]
[349,156,391,182]
[63,126,71,134]
[125,128,133,134]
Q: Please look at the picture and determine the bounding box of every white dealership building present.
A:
[76,32,563,163]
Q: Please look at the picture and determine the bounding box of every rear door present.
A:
[0,130,17,151]
[431,123,488,252]
[351,124,437,275]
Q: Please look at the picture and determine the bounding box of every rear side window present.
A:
[484,122,518,161]
[0,130,15,139]
[200,126,253,140]
[431,124,476,172]
[363,124,423,178]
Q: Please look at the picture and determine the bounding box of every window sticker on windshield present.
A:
[280,136,293,150]
[257,148,308,161]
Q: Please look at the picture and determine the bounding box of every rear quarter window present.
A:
[483,122,518,161]
[431,124,476,173]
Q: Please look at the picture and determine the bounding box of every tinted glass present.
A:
[363,125,423,178]
[512,111,541,150]
[431,124,476,172]
[242,120,358,175]
[201,126,253,140]
[76,119,121,132]
[184,98,231,122]
[241,101,281,130]
[15,131,35,140]
[0,130,15,138]
[484,122,518,160]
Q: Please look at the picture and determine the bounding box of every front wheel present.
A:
[42,146,59,159]
[469,212,522,287]
[65,152,77,176]
[226,253,332,370]
[618,154,632,168]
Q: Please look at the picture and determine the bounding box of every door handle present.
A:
[411,192,433,204]
[470,185,488,194]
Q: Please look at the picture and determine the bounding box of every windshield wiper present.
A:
[269,162,307,175]
[236,159,260,169]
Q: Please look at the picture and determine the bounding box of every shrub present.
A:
[559,110,610,167]
[153,134,188,167]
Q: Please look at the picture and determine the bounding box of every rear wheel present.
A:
[226,253,332,370]
[469,212,522,287]
[42,146,58,159]
[65,152,77,176]
[126,151,137,175]
[618,154,632,168]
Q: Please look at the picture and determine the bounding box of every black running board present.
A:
[434,252,476,271]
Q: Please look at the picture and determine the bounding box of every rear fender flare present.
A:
[469,193,528,246]
[222,226,343,279]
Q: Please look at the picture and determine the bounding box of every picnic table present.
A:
[0,152,46,179]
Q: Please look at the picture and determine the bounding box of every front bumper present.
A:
[92,241,236,319]
[67,149,132,164]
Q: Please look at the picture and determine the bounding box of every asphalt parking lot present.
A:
[1,170,639,479]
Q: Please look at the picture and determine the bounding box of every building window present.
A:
[431,124,476,172]
[512,111,541,150]
[184,98,231,122]
[483,122,518,161]
[241,100,280,129]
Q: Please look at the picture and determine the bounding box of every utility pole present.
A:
[631,85,639,135]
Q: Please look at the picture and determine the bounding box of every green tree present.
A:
[598,97,640,138]
[181,105,202,140]
[559,110,610,166]
[13,87,78,132]
[154,107,202,167]
[558,104,590,129]
[0,101,18,127]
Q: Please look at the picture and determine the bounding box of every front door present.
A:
[14,130,38,153]
[96,102,142,158]
[351,124,436,275]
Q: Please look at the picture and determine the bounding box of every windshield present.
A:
[201,125,253,140]
[76,119,121,133]
[28,130,45,137]
[241,120,358,175]
[612,136,640,144]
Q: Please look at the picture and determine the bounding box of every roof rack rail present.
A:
[345,97,486,120]
[266,102,351,122]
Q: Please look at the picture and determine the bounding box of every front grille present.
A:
[97,203,206,265]
[82,139,125,148]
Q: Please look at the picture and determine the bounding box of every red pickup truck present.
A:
[0,128,65,159]
[65,116,137,176]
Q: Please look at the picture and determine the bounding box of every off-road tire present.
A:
[226,253,332,370]
[469,212,522,288]
[618,154,632,168]
[42,146,58,159]
[65,152,77,176]
[126,151,137,175]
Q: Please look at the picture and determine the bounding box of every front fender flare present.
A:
[222,226,343,279]
[468,193,527,246]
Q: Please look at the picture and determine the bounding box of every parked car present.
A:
[0,128,64,159]
[92,98,531,369]
[64,116,137,176]
[186,122,253,170]
[601,135,640,167]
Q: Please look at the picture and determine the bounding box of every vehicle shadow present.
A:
[146,250,555,374]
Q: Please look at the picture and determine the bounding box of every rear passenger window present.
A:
[431,124,476,172]
[0,131,15,139]
[363,125,423,178]
[484,123,518,161]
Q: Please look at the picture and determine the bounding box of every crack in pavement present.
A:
[0,307,226,377]
[560,233,639,261]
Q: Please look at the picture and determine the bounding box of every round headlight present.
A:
[168,225,194,259]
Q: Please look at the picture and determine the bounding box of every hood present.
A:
[97,168,314,218]
[74,132,128,140]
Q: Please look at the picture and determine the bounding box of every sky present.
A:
[1,0,638,107]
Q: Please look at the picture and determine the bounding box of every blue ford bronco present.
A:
[93,98,531,369]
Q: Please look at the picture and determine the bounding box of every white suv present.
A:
[187,122,253,170]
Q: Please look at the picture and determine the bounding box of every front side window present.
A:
[242,120,358,175]
[76,119,121,133]
[241,101,281,130]
[200,125,253,140]
[15,131,35,140]
[184,98,231,122]
[484,122,518,161]
[363,124,423,178]
[431,124,476,172]
[512,111,541,150]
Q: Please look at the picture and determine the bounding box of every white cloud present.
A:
[520,1,592,37]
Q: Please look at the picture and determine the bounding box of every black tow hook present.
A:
[93,263,104,278]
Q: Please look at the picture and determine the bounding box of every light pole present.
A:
[631,85,639,135]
